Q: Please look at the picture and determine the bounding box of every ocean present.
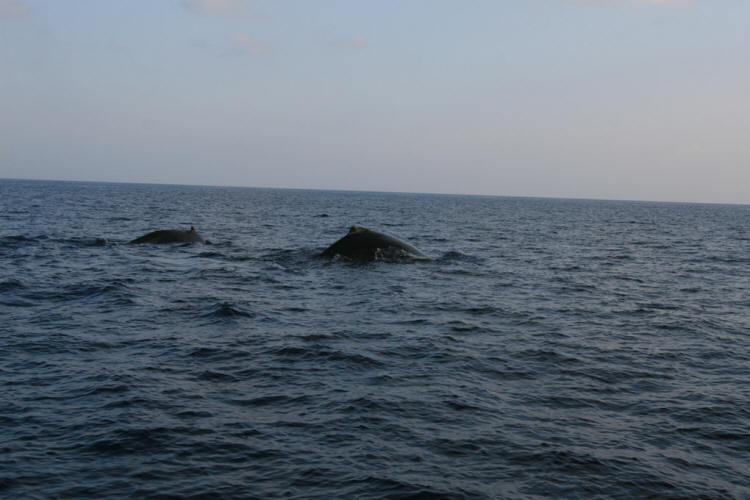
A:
[1,179,748,498]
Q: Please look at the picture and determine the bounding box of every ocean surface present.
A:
[1,179,749,499]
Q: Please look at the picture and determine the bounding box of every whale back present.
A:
[321,226,423,260]
[130,227,204,244]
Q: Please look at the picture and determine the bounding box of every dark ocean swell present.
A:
[1,180,748,498]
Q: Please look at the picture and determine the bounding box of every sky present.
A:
[1,0,749,204]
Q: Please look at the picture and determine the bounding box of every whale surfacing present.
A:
[321,226,424,261]
[130,226,204,244]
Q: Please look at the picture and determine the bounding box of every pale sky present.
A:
[1,0,749,203]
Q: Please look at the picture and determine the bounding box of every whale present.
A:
[130,226,204,244]
[321,226,424,261]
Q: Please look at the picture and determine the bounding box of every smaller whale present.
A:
[130,226,204,244]
[321,226,424,261]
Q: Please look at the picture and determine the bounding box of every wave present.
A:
[436,250,484,263]
[268,345,386,369]
[64,237,109,247]
[193,250,226,259]
[202,302,254,319]
[0,234,43,250]
[0,234,113,249]
[0,280,24,293]
[1,234,36,243]
[228,394,310,407]
[17,280,134,306]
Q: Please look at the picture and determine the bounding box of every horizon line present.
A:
[1,176,748,208]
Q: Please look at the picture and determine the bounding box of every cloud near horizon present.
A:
[230,33,271,55]
[183,0,247,15]
[0,0,28,18]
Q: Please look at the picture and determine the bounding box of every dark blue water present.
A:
[2,179,749,499]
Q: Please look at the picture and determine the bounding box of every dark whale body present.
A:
[130,227,204,244]
[321,226,424,261]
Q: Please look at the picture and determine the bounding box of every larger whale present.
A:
[130,226,204,244]
[321,226,425,261]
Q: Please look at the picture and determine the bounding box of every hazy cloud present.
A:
[351,35,368,50]
[183,0,247,16]
[319,31,369,51]
[0,0,28,18]
[230,33,271,55]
